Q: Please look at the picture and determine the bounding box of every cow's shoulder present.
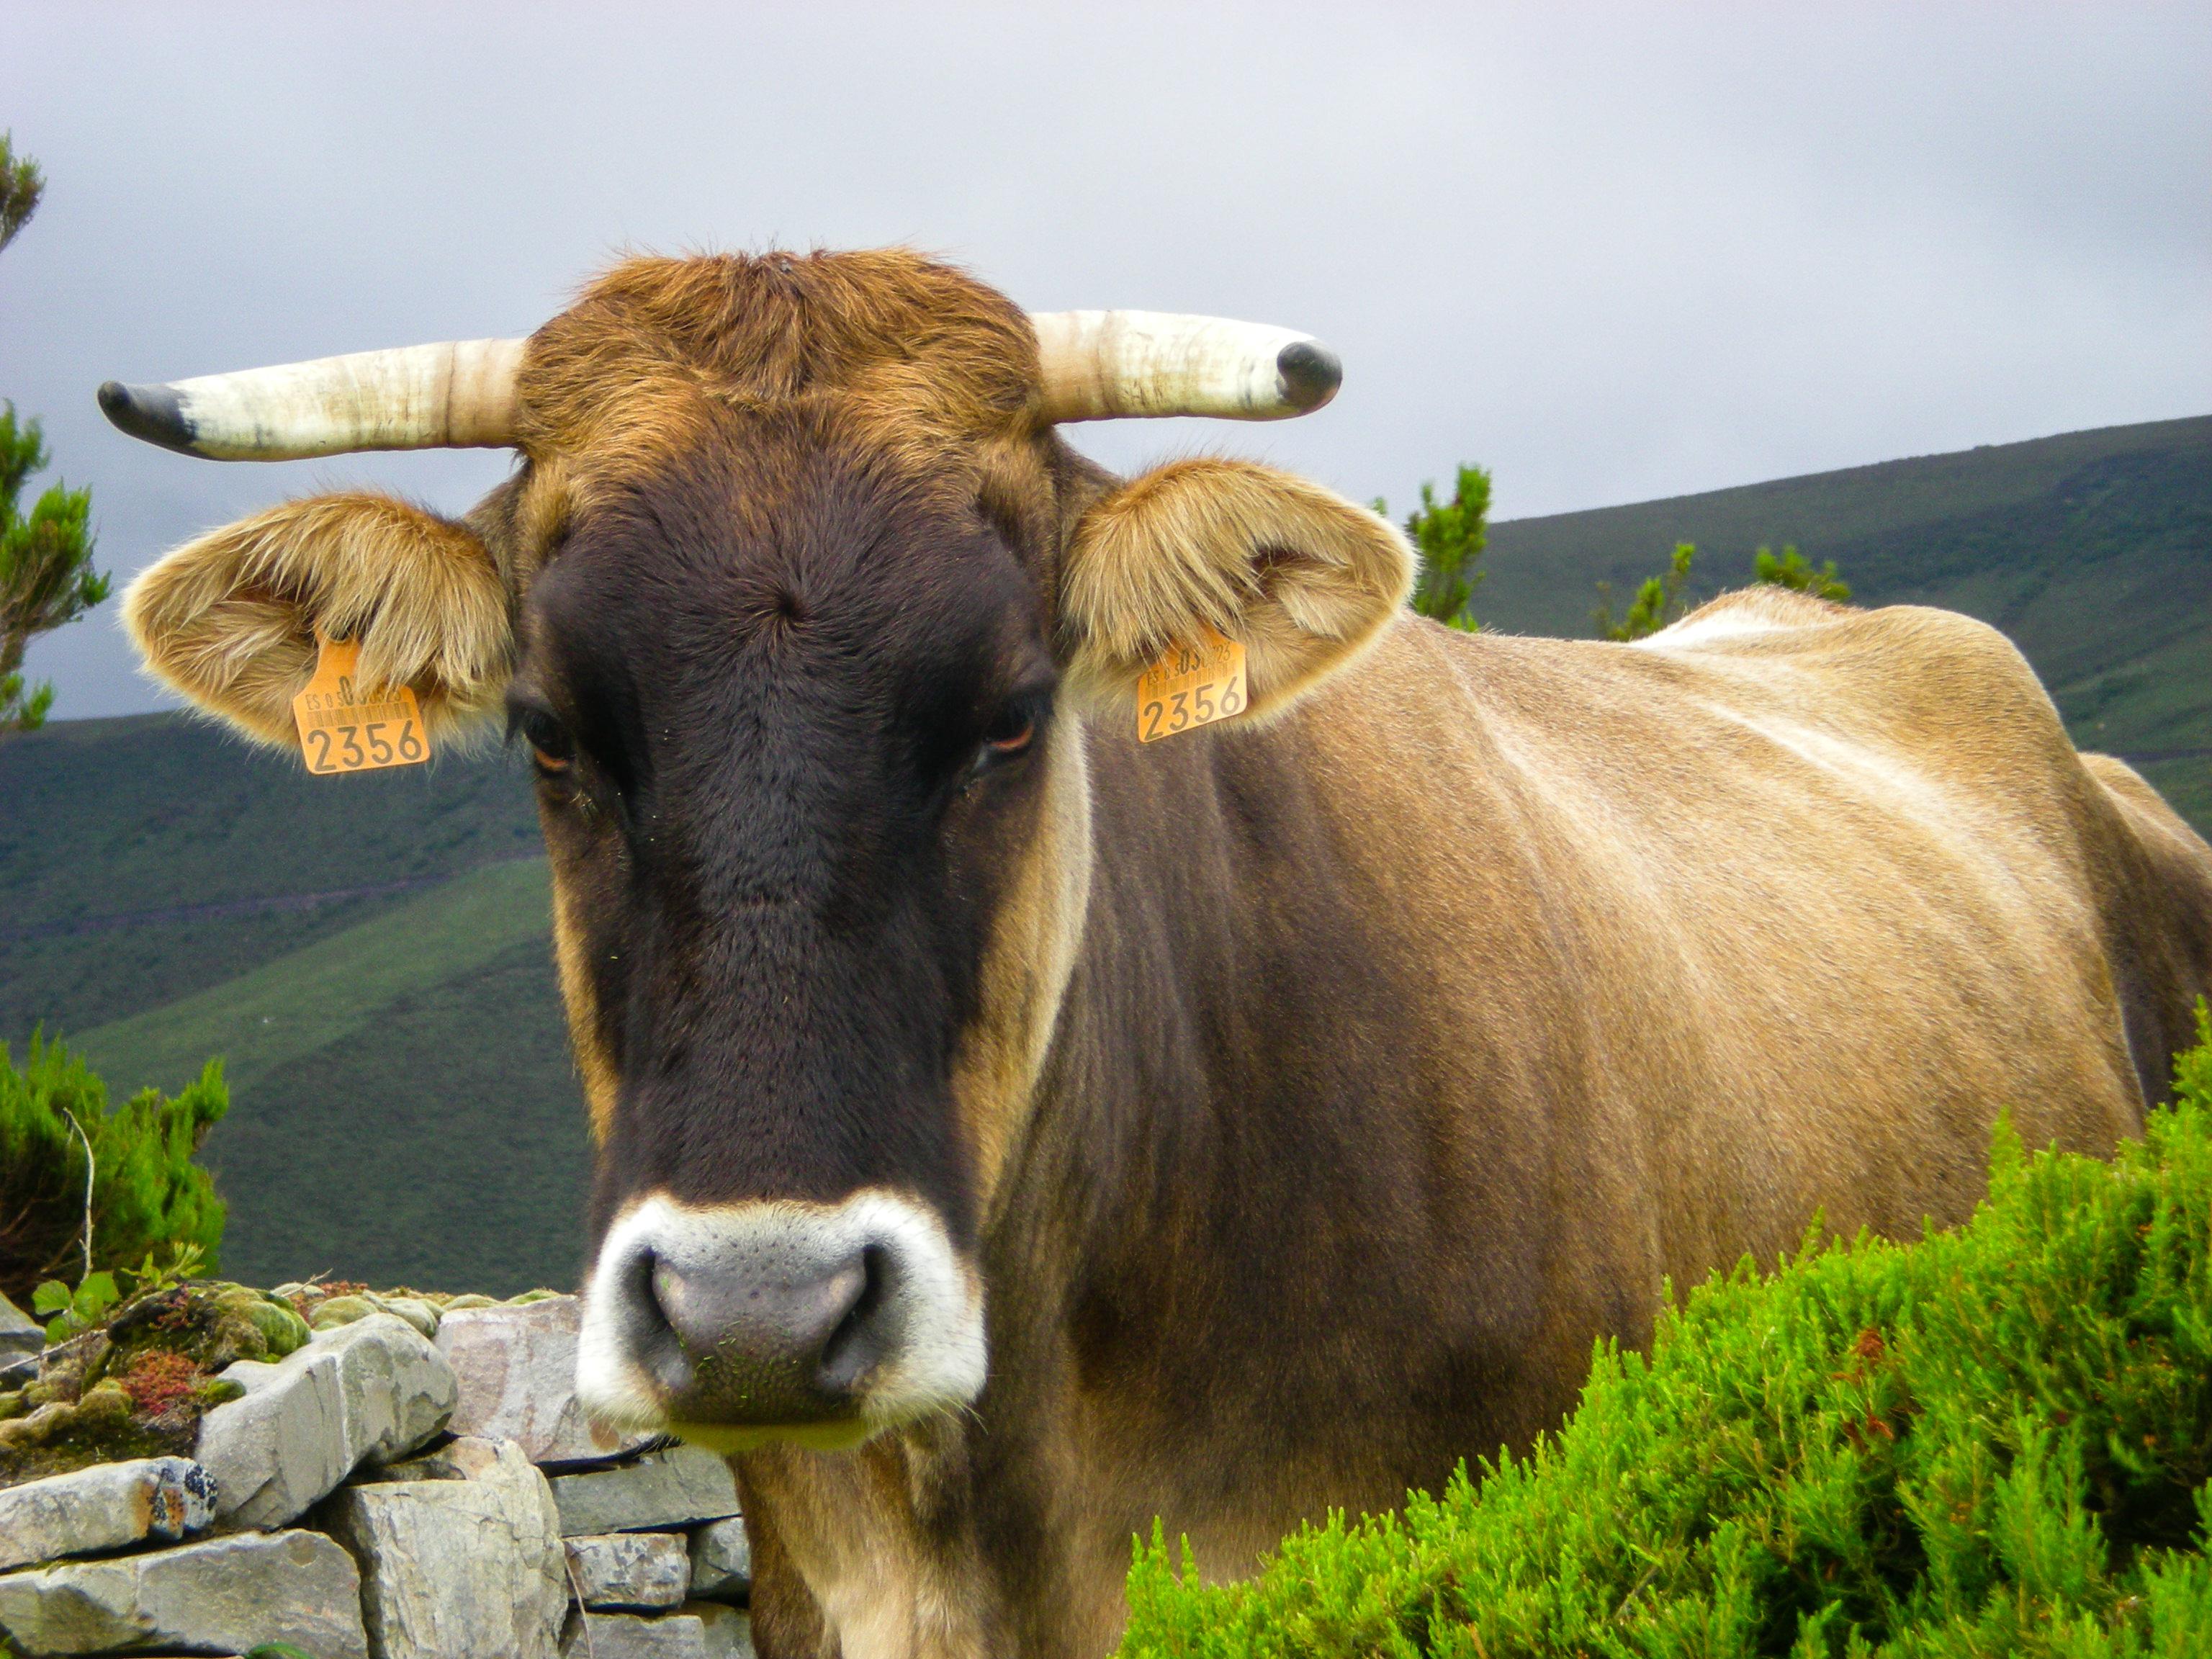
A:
[1631,589,2074,770]
[1317,590,2062,772]
[1637,583,1845,652]
[1638,586,2037,693]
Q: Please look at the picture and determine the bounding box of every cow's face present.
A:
[114,251,1411,1447]
[518,410,1073,1447]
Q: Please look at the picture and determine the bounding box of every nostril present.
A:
[649,1252,716,1353]
[634,1250,695,1395]
[816,1244,891,1397]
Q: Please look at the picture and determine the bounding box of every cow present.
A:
[104,250,2212,1659]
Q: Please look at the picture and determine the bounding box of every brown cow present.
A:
[105,251,2212,1659]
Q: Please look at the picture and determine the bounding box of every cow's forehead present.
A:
[513,409,1053,730]
[513,249,1043,469]
[492,250,1064,599]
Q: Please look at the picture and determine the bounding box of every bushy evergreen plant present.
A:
[1756,544,1852,603]
[0,404,104,732]
[0,1036,227,1305]
[1122,1014,2212,1658]
[0,134,107,736]
[1595,542,1698,642]
[1395,465,1492,632]
[0,132,39,255]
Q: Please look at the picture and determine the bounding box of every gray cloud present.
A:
[3,1,2206,718]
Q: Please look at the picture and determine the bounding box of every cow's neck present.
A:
[1022,708,1390,1270]
[963,704,1473,1646]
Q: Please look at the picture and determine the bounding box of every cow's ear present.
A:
[1057,459,1412,721]
[121,492,512,750]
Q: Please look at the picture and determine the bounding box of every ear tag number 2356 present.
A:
[1136,624,1246,744]
[289,633,431,775]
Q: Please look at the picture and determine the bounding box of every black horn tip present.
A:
[1275,339,1342,413]
[98,380,202,456]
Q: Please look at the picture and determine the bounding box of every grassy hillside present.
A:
[177,931,588,1294]
[0,712,545,1042]
[0,718,584,1294]
[1,415,2203,1294]
[73,858,555,1100]
[1482,413,2212,830]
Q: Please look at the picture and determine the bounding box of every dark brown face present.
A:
[529,409,1058,1447]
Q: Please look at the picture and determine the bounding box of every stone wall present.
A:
[0,1290,752,1659]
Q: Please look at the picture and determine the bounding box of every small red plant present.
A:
[120,1349,203,1419]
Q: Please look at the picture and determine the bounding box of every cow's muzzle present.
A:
[574,1191,986,1452]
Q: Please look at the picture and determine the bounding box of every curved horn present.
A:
[97,339,526,461]
[1030,311,1341,423]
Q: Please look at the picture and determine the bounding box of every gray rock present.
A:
[324,1436,567,1659]
[549,1445,739,1537]
[0,1456,217,1571]
[688,1601,754,1658]
[381,1435,509,1483]
[561,1603,752,1658]
[197,1312,457,1530]
[687,1517,751,1603]
[0,1527,367,1658]
[566,1531,691,1611]
[0,1291,39,1364]
[434,1295,653,1467]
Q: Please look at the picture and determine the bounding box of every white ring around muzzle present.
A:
[575,1190,987,1452]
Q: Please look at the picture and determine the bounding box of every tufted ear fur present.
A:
[1057,459,1413,722]
[121,493,513,751]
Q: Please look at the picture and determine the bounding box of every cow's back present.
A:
[1272,587,2212,1308]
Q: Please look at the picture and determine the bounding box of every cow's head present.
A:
[106,251,1409,1449]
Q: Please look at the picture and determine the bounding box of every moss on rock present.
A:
[0,1278,307,1487]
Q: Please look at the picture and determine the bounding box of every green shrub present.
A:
[1389,464,1492,632]
[1,135,109,737]
[1122,1014,2212,1658]
[1594,542,1697,641]
[1754,544,1851,603]
[0,1035,227,1305]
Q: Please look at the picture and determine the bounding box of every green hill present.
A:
[73,858,554,1102]
[0,719,585,1294]
[1,414,2204,1293]
[0,711,546,1043]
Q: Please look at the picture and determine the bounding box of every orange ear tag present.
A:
[289,633,431,775]
[1135,624,1247,744]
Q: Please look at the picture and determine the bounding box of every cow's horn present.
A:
[96,339,526,461]
[1030,312,1341,423]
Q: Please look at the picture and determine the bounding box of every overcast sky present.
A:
[3,2,2206,719]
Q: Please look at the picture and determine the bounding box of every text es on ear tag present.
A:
[289,634,431,775]
[1136,624,1246,744]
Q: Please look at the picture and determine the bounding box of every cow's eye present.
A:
[972,703,1037,771]
[513,707,575,775]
